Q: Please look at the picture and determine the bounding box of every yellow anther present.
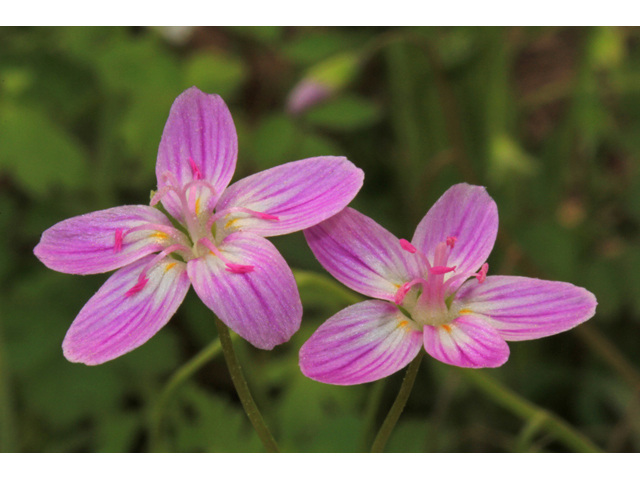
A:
[151,232,169,241]
[441,324,452,333]
[398,320,408,329]
[195,198,201,216]
[165,262,177,272]
[458,309,473,315]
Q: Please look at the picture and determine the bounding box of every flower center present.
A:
[395,237,488,326]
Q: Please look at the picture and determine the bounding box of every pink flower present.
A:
[34,87,363,365]
[300,184,597,385]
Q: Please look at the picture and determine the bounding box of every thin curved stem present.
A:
[214,317,280,453]
[371,350,425,453]
[149,336,223,452]
[574,323,640,392]
[462,369,601,453]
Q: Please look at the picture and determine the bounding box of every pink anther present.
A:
[114,228,124,253]
[255,212,280,221]
[394,283,411,305]
[225,263,255,274]
[446,236,457,249]
[474,263,489,284]
[394,278,429,305]
[429,265,456,275]
[188,157,203,180]
[399,239,417,253]
[199,238,254,274]
[125,276,149,297]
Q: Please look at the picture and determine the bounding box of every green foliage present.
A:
[2,26,640,452]
[0,103,87,195]
[304,94,382,131]
[184,52,247,100]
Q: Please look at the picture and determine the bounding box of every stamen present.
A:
[161,171,181,187]
[207,207,280,230]
[198,238,254,274]
[446,236,457,249]
[429,265,456,275]
[474,263,489,284]
[225,264,255,274]
[122,223,187,244]
[395,278,429,305]
[182,179,219,217]
[125,276,148,297]
[399,239,417,253]
[124,244,191,297]
[114,228,124,253]
[188,157,203,180]
[182,179,218,197]
[150,184,183,206]
[398,239,432,269]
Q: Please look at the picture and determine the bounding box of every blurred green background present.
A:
[1,26,640,453]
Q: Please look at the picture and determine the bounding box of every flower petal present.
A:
[423,315,510,368]
[412,183,498,283]
[299,300,423,385]
[453,276,597,341]
[215,156,363,237]
[62,256,190,365]
[304,207,424,301]
[34,206,177,275]
[187,232,302,349]
[156,87,238,221]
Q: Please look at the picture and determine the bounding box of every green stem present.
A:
[149,336,223,452]
[515,412,548,452]
[214,317,280,453]
[371,350,424,453]
[462,369,600,453]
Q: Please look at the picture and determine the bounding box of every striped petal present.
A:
[453,276,597,341]
[62,256,190,365]
[299,300,423,385]
[156,87,238,222]
[412,184,498,287]
[304,208,424,301]
[423,315,509,368]
[187,232,302,350]
[34,206,177,275]
[215,156,363,237]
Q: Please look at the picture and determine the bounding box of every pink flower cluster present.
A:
[35,88,596,384]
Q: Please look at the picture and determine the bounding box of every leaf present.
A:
[0,103,87,196]
[516,220,578,281]
[22,360,123,429]
[171,384,262,452]
[183,52,248,100]
[96,413,140,453]
[283,30,365,66]
[227,26,283,44]
[278,372,363,451]
[304,94,382,131]
[293,268,362,311]
[386,418,431,452]
[251,114,297,169]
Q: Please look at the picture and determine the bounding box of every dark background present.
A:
[1,26,639,452]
